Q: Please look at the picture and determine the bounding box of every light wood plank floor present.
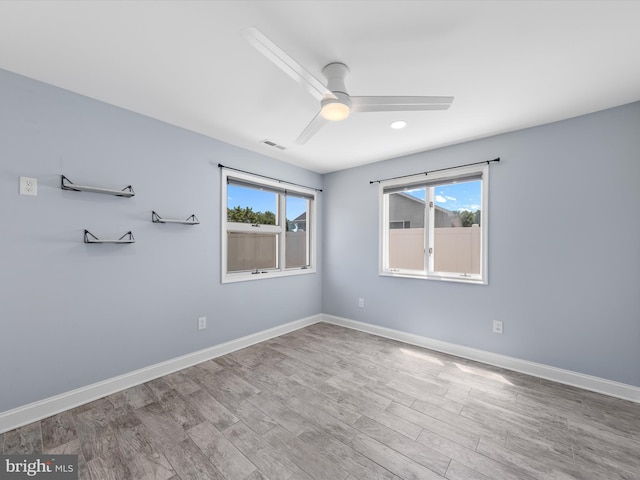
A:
[2,323,639,479]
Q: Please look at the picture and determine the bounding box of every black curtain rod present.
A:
[369,157,500,184]
[218,164,322,192]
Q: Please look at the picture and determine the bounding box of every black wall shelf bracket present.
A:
[61,175,135,197]
[84,230,135,244]
[152,211,199,225]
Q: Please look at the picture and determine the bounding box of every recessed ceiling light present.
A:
[390,120,407,129]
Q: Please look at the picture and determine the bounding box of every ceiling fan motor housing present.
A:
[321,63,351,120]
[323,62,350,95]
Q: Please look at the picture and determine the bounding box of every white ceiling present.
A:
[0,1,639,174]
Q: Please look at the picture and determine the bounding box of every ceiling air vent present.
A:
[261,139,286,150]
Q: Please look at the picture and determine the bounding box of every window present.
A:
[221,169,316,283]
[380,164,488,284]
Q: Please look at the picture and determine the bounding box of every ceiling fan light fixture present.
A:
[320,100,350,121]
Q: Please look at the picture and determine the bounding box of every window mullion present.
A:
[304,198,311,266]
[381,191,390,271]
[278,192,286,271]
[427,187,435,274]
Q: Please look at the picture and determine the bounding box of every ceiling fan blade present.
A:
[242,26,336,101]
[295,112,328,144]
[351,96,454,112]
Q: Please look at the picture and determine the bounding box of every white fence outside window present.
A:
[389,226,480,274]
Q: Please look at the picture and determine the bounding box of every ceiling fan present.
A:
[242,26,454,145]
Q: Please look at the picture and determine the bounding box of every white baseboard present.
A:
[322,314,640,404]
[0,314,322,434]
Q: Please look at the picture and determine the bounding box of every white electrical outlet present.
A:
[198,316,207,330]
[19,176,38,196]
[358,298,365,308]
[493,320,503,334]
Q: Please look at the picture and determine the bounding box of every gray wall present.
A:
[0,69,322,412]
[322,102,640,387]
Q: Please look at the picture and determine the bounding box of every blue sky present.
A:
[228,185,306,219]
[406,180,481,212]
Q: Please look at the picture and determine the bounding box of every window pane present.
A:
[388,189,425,270]
[227,232,278,272]
[433,180,481,274]
[227,184,278,225]
[286,195,309,268]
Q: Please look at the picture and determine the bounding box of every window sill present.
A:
[222,267,316,284]
[379,270,486,285]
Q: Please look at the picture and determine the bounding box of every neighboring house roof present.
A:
[391,192,466,227]
[288,211,307,232]
[395,192,455,215]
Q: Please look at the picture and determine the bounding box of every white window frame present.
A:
[221,169,316,283]
[379,164,489,284]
